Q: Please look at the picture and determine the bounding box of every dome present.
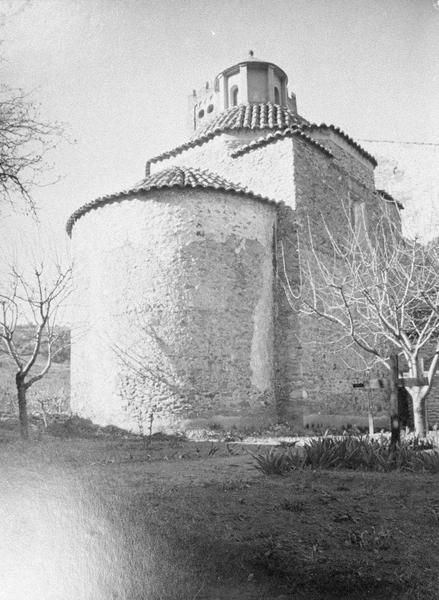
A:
[193,102,305,139]
[132,165,251,192]
[189,52,297,135]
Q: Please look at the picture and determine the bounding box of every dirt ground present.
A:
[1,424,439,600]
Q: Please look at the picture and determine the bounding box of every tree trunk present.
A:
[16,374,28,440]
[411,389,428,438]
[389,355,400,449]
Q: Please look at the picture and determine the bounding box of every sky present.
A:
[1,0,439,250]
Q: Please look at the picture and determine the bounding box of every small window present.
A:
[230,85,239,107]
[198,109,204,119]
[274,86,280,104]
[207,104,214,113]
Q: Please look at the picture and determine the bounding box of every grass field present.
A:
[1,422,439,600]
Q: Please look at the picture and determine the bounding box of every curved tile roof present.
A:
[146,104,307,170]
[66,167,275,237]
[145,105,374,173]
[132,166,246,191]
[304,123,377,167]
[147,131,220,169]
[193,103,305,138]
[230,127,334,159]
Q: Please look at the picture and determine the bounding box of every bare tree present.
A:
[0,84,61,213]
[284,207,439,439]
[0,262,71,438]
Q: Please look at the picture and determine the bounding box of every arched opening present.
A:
[230,85,239,107]
[274,86,280,104]
[207,104,214,113]
[198,109,204,119]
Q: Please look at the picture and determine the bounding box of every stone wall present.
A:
[287,136,388,418]
[70,188,277,433]
[150,130,390,424]
[70,126,395,432]
[273,203,303,421]
[150,132,295,207]
[308,129,375,189]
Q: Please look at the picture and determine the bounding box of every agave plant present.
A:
[249,447,304,475]
[303,437,342,469]
[413,450,439,473]
[251,436,439,475]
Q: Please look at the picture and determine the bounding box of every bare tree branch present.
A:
[289,204,439,437]
[0,84,63,214]
[0,259,71,438]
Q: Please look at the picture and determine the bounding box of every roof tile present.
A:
[194,103,305,138]
[230,127,334,159]
[66,167,276,236]
[146,105,374,171]
[304,123,377,167]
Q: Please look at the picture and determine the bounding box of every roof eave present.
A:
[305,123,378,167]
[230,127,334,159]
[66,182,277,238]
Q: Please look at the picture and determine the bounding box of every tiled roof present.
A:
[66,167,275,236]
[146,104,306,171]
[230,127,334,159]
[132,166,248,191]
[145,106,374,173]
[147,131,219,170]
[194,103,305,138]
[377,189,404,210]
[304,123,377,167]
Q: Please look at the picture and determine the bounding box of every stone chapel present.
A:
[67,53,402,433]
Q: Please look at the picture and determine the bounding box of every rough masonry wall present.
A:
[273,202,303,422]
[150,133,295,206]
[150,133,299,423]
[70,188,277,433]
[289,137,387,418]
[308,131,375,189]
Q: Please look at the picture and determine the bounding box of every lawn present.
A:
[1,423,439,600]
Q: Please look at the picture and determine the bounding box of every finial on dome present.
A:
[248,50,254,57]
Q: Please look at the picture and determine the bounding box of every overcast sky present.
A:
[1,0,439,247]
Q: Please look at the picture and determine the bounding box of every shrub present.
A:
[249,447,305,475]
[46,416,104,438]
[251,436,439,475]
[411,450,439,473]
[404,436,435,451]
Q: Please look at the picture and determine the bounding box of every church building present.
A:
[67,53,401,433]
